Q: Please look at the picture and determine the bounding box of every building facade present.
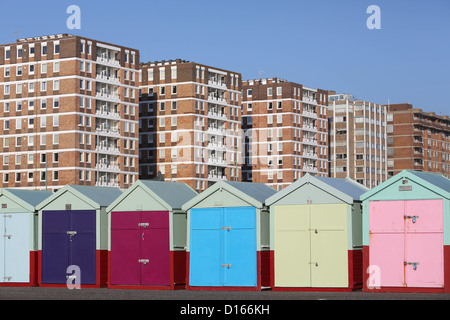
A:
[241,78,329,190]
[0,34,139,190]
[328,92,388,188]
[138,59,242,193]
[386,103,450,178]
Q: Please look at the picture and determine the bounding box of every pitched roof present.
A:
[265,173,368,205]
[360,170,450,201]
[106,180,198,212]
[36,185,123,210]
[68,185,123,207]
[137,180,198,209]
[182,180,276,211]
[0,189,53,211]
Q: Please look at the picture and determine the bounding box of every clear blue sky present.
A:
[1,0,449,114]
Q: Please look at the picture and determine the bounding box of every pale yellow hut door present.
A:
[274,204,348,288]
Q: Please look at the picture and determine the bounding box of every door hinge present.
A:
[3,276,12,281]
[138,259,149,265]
[3,234,12,239]
[138,222,149,228]
[221,264,232,269]
[3,215,12,218]
[67,231,77,236]
[222,227,232,231]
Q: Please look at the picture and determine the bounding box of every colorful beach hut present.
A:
[106,180,197,290]
[182,181,276,291]
[0,189,52,287]
[36,185,122,288]
[265,174,368,291]
[361,170,450,293]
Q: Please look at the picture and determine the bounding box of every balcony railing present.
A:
[208,94,227,105]
[96,109,121,119]
[95,180,119,188]
[208,173,227,181]
[96,91,120,101]
[96,145,120,154]
[208,79,227,89]
[96,56,120,67]
[96,73,120,84]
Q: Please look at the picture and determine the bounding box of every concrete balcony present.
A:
[96,163,120,172]
[96,56,121,67]
[96,73,120,84]
[208,173,227,181]
[96,127,120,137]
[96,91,120,102]
[96,145,120,155]
[208,94,227,105]
[207,126,227,135]
[303,165,318,173]
[207,142,227,151]
[207,110,227,121]
[207,157,227,166]
[95,180,119,188]
[95,109,121,120]
[208,79,227,90]
[302,96,318,105]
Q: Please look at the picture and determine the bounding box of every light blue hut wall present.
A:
[361,175,450,246]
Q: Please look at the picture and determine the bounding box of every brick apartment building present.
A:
[0,34,139,190]
[386,103,450,178]
[138,59,242,193]
[328,92,388,188]
[241,78,329,190]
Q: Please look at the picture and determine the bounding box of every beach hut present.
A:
[106,180,197,290]
[265,174,368,291]
[36,185,122,288]
[0,189,52,287]
[361,170,450,293]
[182,181,276,291]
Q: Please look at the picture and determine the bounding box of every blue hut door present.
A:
[223,207,257,287]
[189,207,256,287]
[3,213,31,283]
[189,208,222,287]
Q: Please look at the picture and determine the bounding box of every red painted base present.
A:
[37,249,108,288]
[185,251,267,291]
[363,245,450,293]
[272,287,355,292]
[270,249,362,291]
[106,250,186,290]
[0,251,38,287]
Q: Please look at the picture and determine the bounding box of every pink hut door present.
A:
[370,200,444,288]
[110,211,141,285]
[404,200,443,288]
[369,201,405,287]
[140,211,170,286]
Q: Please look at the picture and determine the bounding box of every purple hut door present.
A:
[42,211,70,284]
[140,211,170,286]
[70,210,96,285]
[42,210,96,285]
[110,211,141,285]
